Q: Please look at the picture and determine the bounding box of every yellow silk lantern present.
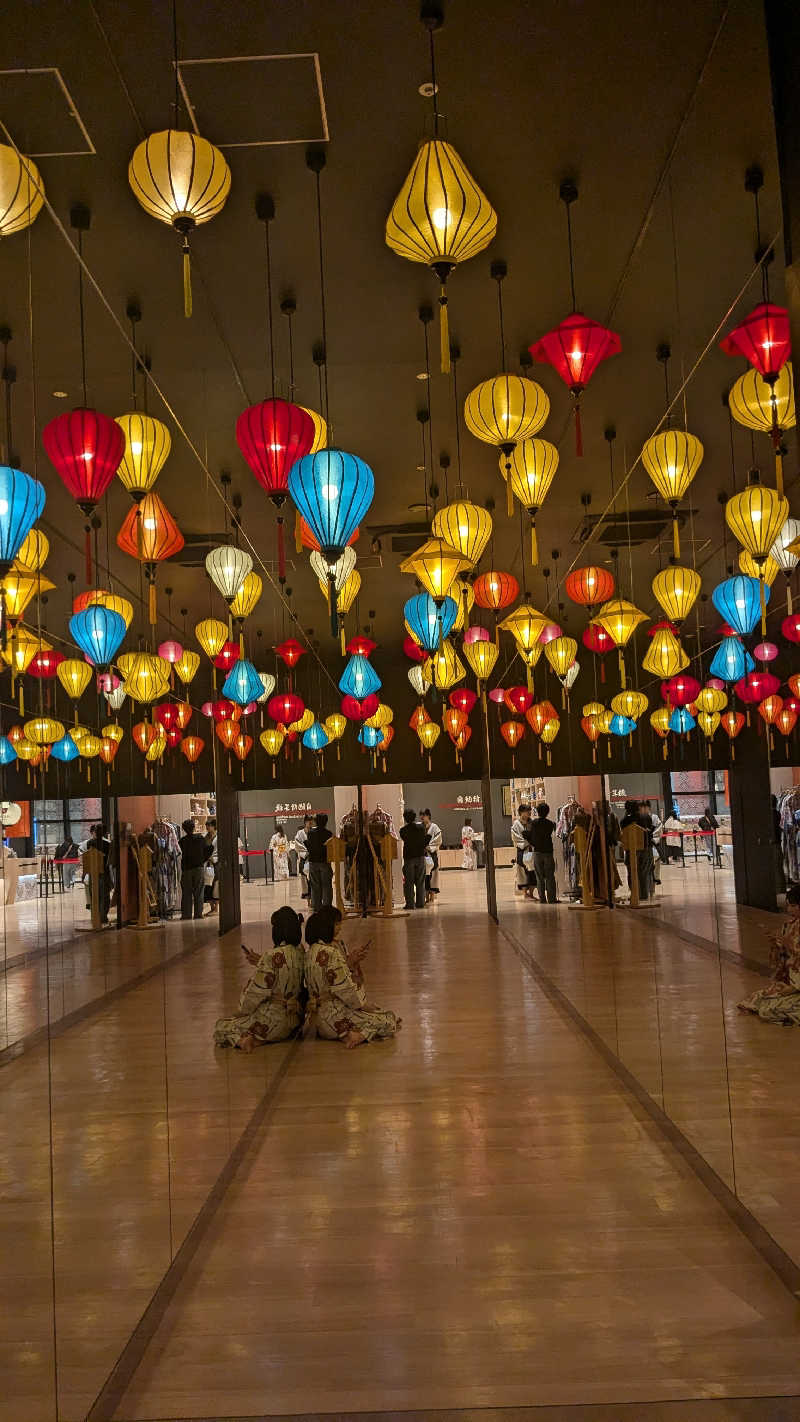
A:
[230,570,263,621]
[400,538,471,600]
[366,703,393,730]
[288,708,315,735]
[114,412,171,499]
[2,572,55,621]
[498,604,548,652]
[195,618,228,660]
[12,529,49,573]
[451,582,475,632]
[1,626,49,675]
[118,651,170,704]
[502,438,559,557]
[641,627,688,677]
[729,361,795,435]
[463,638,499,682]
[417,717,441,768]
[431,500,493,565]
[594,598,646,688]
[24,717,65,745]
[582,701,605,718]
[87,590,135,628]
[641,428,703,557]
[650,705,671,758]
[540,715,559,763]
[738,548,780,587]
[174,649,200,685]
[58,658,92,708]
[385,137,497,372]
[695,686,727,714]
[324,713,347,743]
[697,710,721,741]
[145,728,167,762]
[725,483,788,564]
[260,725,285,763]
[651,566,701,623]
[102,722,124,744]
[14,738,39,764]
[298,406,327,454]
[465,377,550,505]
[611,690,648,721]
[81,733,102,759]
[544,635,577,677]
[70,724,91,751]
[0,144,45,235]
[128,130,231,318]
[423,640,465,691]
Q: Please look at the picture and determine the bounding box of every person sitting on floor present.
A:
[738,884,800,1026]
[304,905,401,1048]
[213,905,305,1051]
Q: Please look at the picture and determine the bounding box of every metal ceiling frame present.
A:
[176,52,329,148]
[0,66,95,156]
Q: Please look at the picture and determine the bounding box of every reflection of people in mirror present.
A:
[739,884,800,1026]
[269,824,290,881]
[461,817,476,869]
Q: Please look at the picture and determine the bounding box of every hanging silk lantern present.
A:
[530,311,620,456]
[581,713,602,760]
[729,363,795,491]
[431,500,493,565]
[540,716,560,745]
[404,592,458,652]
[736,670,780,705]
[221,658,263,707]
[650,707,671,758]
[662,673,701,708]
[158,639,183,668]
[409,705,431,731]
[593,598,646,688]
[128,129,231,317]
[404,633,429,663]
[324,712,347,742]
[154,703,179,732]
[144,728,167,763]
[711,575,766,637]
[417,718,441,769]
[400,537,471,602]
[544,635,577,678]
[196,618,228,662]
[582,622,613,682]
[565,565,615,610]
[99,735,120,768]
[229,571,263,625]
[776,707,798,739]
[443,706,467,740]
[526,700,558,736]
[498,604,548,654]
[206,544,252,606]
[695,686,728,714]
[42,410,124,576]
[102,722,124,745]
[739,549,780,586]
[172,649,199,687]
[29,648,65,680]
[288,708,315,736]
[341,692,379,722]
[116,490,184,622]
[0,465,46,577]
[25,716,65,745]
[258,726,285,777]
[502,438,558,562]
[505,685,534,716]
[720,710,745,756]
[642,626,688,678]
[58,657,92,708]
[114,411,171,500]
[463,638,499,683]
[466,375,550,508]
[346,635,376,657]
[237,399,315,508]
[13,527,49,574]
[232,730,253,764]
[611,690,648,721]
[289,449,374,633]
[759,694,784,727]
[473,570,519,611]
[214,718,238,752]
[464,626,489,645]
[450,688,477,716]
[641,428,703,558]
[721,303,791,381]
[652,566,701,623]
[117,651,170,704]
[2,571,54,622]
[86,590,135,628]
[726,482,788,565]
[339,654,381,701]
[385,135,497,372]
[783,614,800,643]
[0,144,45,234]
[668,708,695,734]
[303,722,330,752]
[311,545,357,595]
[696,709,721,742]
[133,721,158,754]
[267,691,304,726]
[69,606,126,667]
[50,733,78,763]
[500,720,524,749]
[275,638,305,669]
[422,640,465,692]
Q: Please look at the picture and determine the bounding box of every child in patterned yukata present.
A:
[214,905,305,1051]
[304,906,401,1048]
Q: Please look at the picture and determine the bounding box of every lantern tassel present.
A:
[340,623,346,656]
[276,517,286,583]
[438,285,450,374]
[506,466,514,517]
[788,584,793,615]
[663,740,668,761]
[526,664,533,693]
[618,650,626,689]
[530,521,538,567]
[182,238,192,318]
[328,572,338,638]
[19,682,23,715]
[775,446,784,498]
[760,576,767,637]
[574,399,583,457]
[600,660,605,683]
[672,516,681,561]
[84,526,92,584]
[148,579,157,626]
[294,510,303,554]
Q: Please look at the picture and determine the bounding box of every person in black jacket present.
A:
[305,812,333,910]
[399,808,429,910]
[530,802,558,903]
[179,818,211,920]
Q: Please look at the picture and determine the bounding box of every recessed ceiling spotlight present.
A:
[416,371,429,380]
[52,389,68,398]
[418,81,438,97]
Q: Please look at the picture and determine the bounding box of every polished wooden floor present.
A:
[2,868,800,1420]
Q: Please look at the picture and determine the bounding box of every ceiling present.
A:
[0,0,788,699]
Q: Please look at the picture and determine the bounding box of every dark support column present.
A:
[765,1,800,371]
[707,769,718,817]
[216,780,241,935]
[729,747,778,911]
[101,791,121,929]
[661,770,673,818]
[479,694,498,922]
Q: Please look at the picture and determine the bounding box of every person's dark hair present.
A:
[624,800,636,815]
[644,800,652,809]
[271,905,303,946]
[403,808,416,823]
[315,812,328,828]
[518,803,530,815]
[182,818,194,835]
[207,817,216,830]
[536,802,550,818]
[704,805,713,816]
[305,904,343,945]
[421,808,431,819]
[304,814,313,825]
[275,822,284,835]
[94,823,107,839]
[464,815,472,826]
[786,886,800,908]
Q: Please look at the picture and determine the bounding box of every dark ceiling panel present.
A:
[178,54,326,148]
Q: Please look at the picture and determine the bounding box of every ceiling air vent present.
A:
[572,508,694,548]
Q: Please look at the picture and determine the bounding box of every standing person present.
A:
[92,823,113,924]
[620,800,650,901]
[214,905,306,1049]
[269,823,290,882]
[305,905,401,1047]
[400,808,429,910]
[306,812,333,910]
[531,802,558,904]
[511,803,534,893]
[461,816,476,869]
[421,808,442,902]
[179,817,210,920]
[203,817,219,915]
[638,801,657,897]
[698,804,723,867]
[664,805,684,862]
[294,814,313,900]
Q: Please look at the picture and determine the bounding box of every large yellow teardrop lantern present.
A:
[260,727,285,778]
[465,377,550,520]
[417,717,441,768]
[540,716,560,764]
[431,501,493,565]
[2,572,55,621]
[0,144,45,235]
[145,728,167,763]
[697,710,721,745]
[230,571,263,622]
[641,627,688,677]
[13,529,49,574]
[400,538,471,601]
[117,651,170,705]
[726,479,788,634]
[195,618,228,661]
[641,428,703,557]
[594,598,647,688]
[114,412,172,500]
[544,635,577,678]
[87,590,135,629]
[650,705,672,758]
[385,138,497,373]
[729,363,795,494]
[611,690,648,721]
[463,638,499,684]
[501,438,559,562]
[58,658,93,713]
[651,565,701,623]
[128,130,231,318]
[423,640,465,691]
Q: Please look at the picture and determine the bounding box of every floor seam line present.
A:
[617,905,770,976]
[497,920,800,1301]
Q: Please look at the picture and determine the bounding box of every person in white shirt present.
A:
[421,809,442,901]
[461,818,476,870]
[293,815,313,900]
[511,803,534,893]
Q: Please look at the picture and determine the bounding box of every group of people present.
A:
[178,818,218,919]
[399,808,442,910]
[511,802,559,904]
[213,904,400,1050]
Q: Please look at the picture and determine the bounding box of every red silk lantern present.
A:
[346,636,377,656]
[500,720,524,748]
[213,641,239,673]
[275,639,305,669]
[164,724,182,748]
[300,518,359,552]
[211,698,242,723]
[782,613,800,643]
[662,674,701,707]
[341,692,379,722]
[565,565,615,609]
[527,700,558,735]
[785,696,800,715]
[154,702,179,731]
[29,649,65,678]
[43,409,125,579]
[473,570,519,611]
[236,398,314,579]
[404,634,429,663]
[582,622,613,681]
[505,685,534,716]
[449,687,477,715]
[215,718,239,750]
[530,313,621,454]
[720,303,791,383]
[735,671,780,704]
[267,692,304,725]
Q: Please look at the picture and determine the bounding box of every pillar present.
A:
[216,781,241,934]
[728,749,778,911]
[479,695,498,922]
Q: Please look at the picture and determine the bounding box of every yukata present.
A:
[214,941,304,1047]
[738,916,800,1026]
[305,937,399,1043]
[461,825,476,870]
[270,834,290,881]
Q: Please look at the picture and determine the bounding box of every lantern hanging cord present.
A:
[420,307,435,510]
[1,330,12,464]
[668,176,688,430]
[727,399,737,495]
[129,309,138,409]
[312,165,331,433]
[428,25,440,138]
[564,196,577,313]
[286,302,295,398]
[77,230,87,408]
[495,270,506,370]
[172,0,180,125]
[263,217,276,400]
[752,180,769,305]
[452,350,465,496]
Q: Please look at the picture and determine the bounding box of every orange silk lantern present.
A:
[526,700,558,736]
[116,491,184,624]
[473,569,519,611]
[132,720,158,753]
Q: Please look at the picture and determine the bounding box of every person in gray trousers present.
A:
[305,812,333,910]
[399,808,429,910]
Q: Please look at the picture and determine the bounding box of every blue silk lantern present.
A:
[357,725,383,749]
[610,714,636,736]
[338,653,381,700]
[50,733,80,763]
[709,636,754,683]
[711,575,767,637]
[0,735,16,764]
[669,707,695,734]
[0,465,46,574]
[404,593,458,652]
[68,605,126,666]
[222,657,263,707]
[302,722,330,751]
[289,449,374,634]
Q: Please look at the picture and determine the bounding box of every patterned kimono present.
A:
[461,824,476,869]
[305,937,399,1042]
[270,833,290,881]
[214,941,304,1047]
[738,915,800,1026]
